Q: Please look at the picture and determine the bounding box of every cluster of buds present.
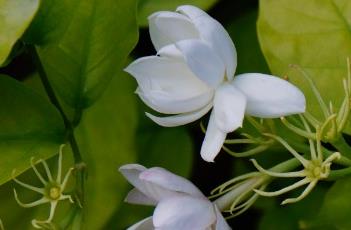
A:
[282,59,351,144]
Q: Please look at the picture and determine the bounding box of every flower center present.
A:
[48,186,61,200]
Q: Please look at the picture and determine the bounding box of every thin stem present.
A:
[30,46,83,164]
[328,167,351,180]
[331,136,351,159]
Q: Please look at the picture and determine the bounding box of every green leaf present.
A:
[0,74,65,186]
[257,0,351,133]
[0,0,40,66]
[138,0,218,26]
[75,68,138,229]
[137,126,193,177]
[259,185,328,230]
[26,0,139,116]
[316,176,351,230]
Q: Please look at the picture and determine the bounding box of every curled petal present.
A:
[119,164,147,192]
[127,217,154,230]
[145,102,213,127]
[213,83,246,133]
[177,5,237,79]
[148,11,199,51]
[176,39,225,88]
[125,56,211,114]
[125,188,157,206]
[232,73,306,118]
[138,87,213,115]
[140,167,204,198]
[153,196,216,230]
[200,111,227,162]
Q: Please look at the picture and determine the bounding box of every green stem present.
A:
[30,46,85,207]
[214,157,300,211]
[30,46,83,164]
[328,167,351,180]
[331,136,351,159]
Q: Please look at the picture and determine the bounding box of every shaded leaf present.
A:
[257,0,351,133]
[26,0,139,118]
[0,74,65,186]
[0,0,39,66]
[316,176,351,230]
[76,69,138,229]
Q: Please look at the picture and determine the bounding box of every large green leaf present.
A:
[316,176,351,230]
[75,69,138,229]
[25,0,139,117]
[0,0,39,66]
[138,0,218,26]
[0,74,65,186]
[257,0,351,133]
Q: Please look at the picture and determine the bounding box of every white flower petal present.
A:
[148,11,199,51]
[200,111,227,162]
[214,205,231,230]
[157,44,183,59]
[138,88,213,114]
[140,167,204,198]
[127,217,154,230]
[145,102,213,127]
[125,56,211,113]
[153,196,216,230]
[176,39,225,88]
[125,188,157,206]
[213,83,247,133]
[119,164,147,191]
[119,164,179,203]
[177,5,237,80]
[232,73,306,118]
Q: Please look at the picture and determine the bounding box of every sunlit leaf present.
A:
[257,0,351,133]
[0,74,65,186]
[75,69,138,229]
[138,0,218,26]
[25,0,139,119]
[0,0,39,66]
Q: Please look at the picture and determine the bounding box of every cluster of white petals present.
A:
[119,164,231,230]
[125,5,306,162]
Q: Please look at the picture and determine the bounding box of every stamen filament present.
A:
[254,178,310,197]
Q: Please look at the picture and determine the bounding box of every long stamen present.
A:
[57,145,64,183]
[61,168,74,190]
[12,177,44,194]
[290,64,330,118]
[30,158,47,185]
[281,180,318,205]
[280,117,315,139]
[211,172,259,194]
[31,201,58,229]
[250,159,305,178]
[39,159,53,182]
[13,190,49,207]
[303,112,321,128]
[254,178,310,197]
[223,144,270,158]
[264,134,310,167]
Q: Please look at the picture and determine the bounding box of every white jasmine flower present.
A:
[119,164,231,230]
[125,5,306,162]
